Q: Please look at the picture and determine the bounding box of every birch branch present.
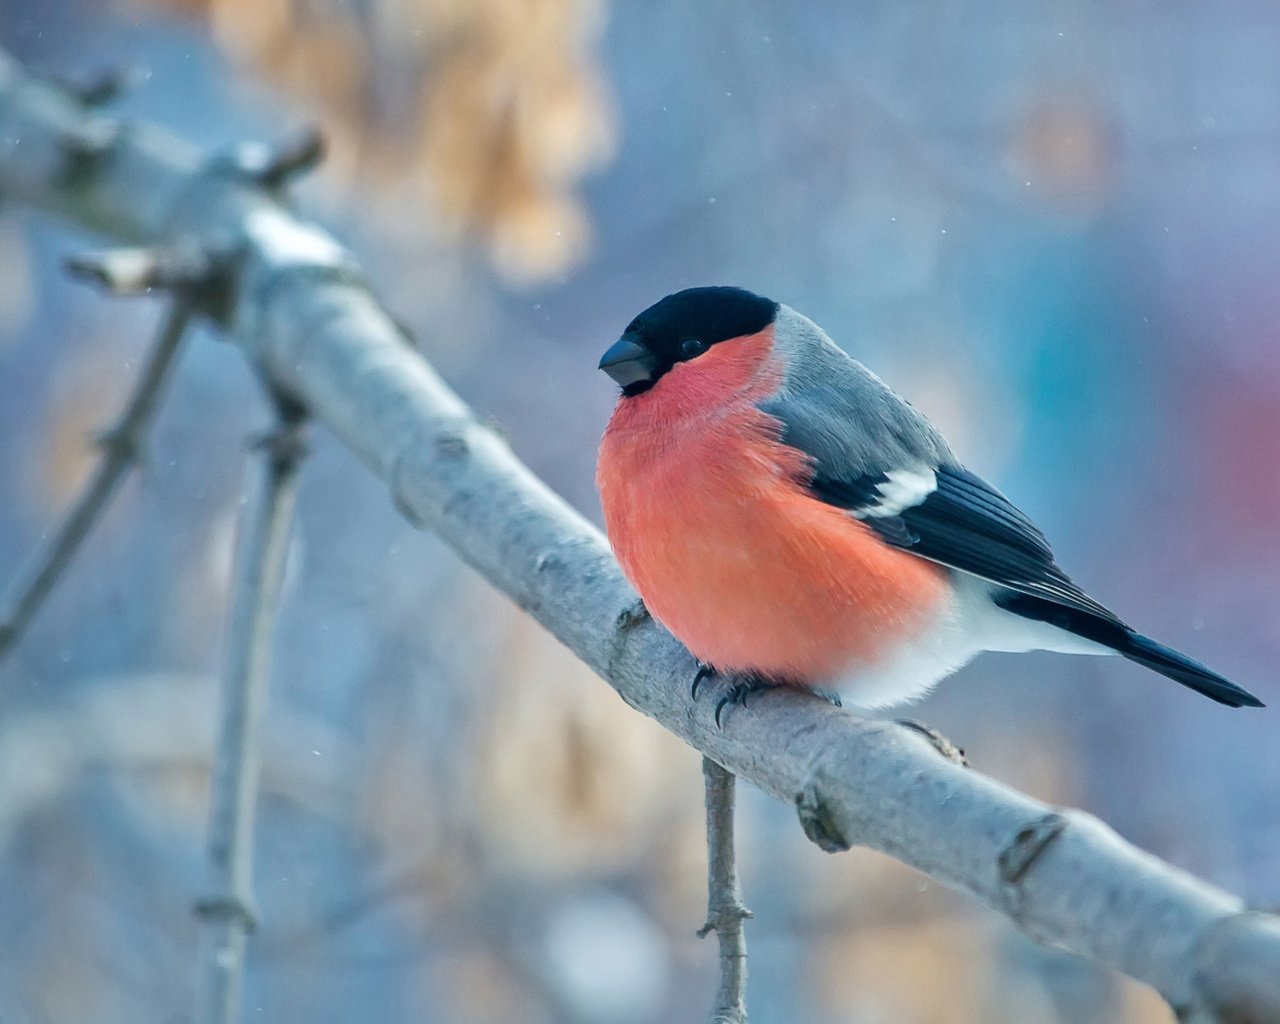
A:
[0,300,192,658]
[698,758,751,1024]
[195,408,306,1024]
[0,48,1277,1022]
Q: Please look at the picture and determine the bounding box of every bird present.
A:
[595,286,1264,720]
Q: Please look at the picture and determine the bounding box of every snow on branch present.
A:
[1,49,1277,1023]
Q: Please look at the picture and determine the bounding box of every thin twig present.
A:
[698,757,752,1024]
[194,406,307,1024]
[0,302,192,659]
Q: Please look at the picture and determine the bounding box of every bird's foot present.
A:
[714,674,778,727]
[691,664,842,724]
[689,664,780,727]
[691,661,717,700]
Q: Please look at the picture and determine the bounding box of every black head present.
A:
[598,286,779,395]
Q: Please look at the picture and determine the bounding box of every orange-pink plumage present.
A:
[598,326,948,685]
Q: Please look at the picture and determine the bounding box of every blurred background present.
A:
[0,1,1278,1022]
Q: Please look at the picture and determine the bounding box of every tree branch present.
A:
[0,49,1277,1022]
[698,758,751,1024]
[194,408,306,1024]
[0,300,191,658]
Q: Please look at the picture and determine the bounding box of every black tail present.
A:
[996,594,1265,709]
[1118,631,1264,707]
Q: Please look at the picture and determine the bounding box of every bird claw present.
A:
[692,665,832,726]
[691,663,765,721]
[712,675,776,728]
[713,686,744,728]
[691,662,717,700]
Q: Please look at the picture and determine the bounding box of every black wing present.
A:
[810,463,1124,625]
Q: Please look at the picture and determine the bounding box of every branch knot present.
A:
[698,900,754,939]
[211,128,327,189]
[193,894,259,932]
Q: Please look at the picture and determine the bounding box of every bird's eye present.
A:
[679,338,706,359]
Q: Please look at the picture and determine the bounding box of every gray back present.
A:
[759,304,958,478]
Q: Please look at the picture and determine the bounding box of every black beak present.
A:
[598,335,656,388]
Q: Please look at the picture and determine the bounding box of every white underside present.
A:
[836,573,1114,710]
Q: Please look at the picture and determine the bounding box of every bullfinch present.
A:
[595,286,1264,717]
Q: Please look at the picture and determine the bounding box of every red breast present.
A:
[597,326,950,684]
